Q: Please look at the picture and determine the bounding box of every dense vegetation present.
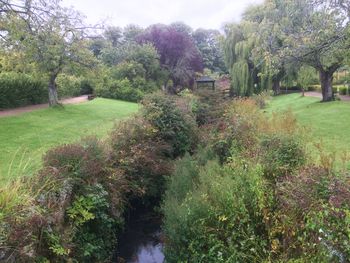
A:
[1,0,350,262]
[163,94,350,262]
[0,92,199,262]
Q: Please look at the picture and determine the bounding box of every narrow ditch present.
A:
[115,210,165,263]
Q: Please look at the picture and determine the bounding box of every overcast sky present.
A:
[62,0,263,30]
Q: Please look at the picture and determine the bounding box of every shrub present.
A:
[95,78,144,102]
[276,167,350,261]
[1,137,128,262]
[210,99,265,163]
[142,92,198,158]
[109,116,172,202]
[56,74,82,98]
[163,159,270,262]
[260,134,306,180]
[96,61,160,102]
[0,72,47,109]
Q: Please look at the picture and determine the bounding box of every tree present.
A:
[223,22,258,96]
[262,0,350,101]
[103,26,123,47]
[126,43,163,82]
[138,24,203,91]
[297,65,318,96]
[240,2,300,96]
[193,28,226,73]
[1,0,96,106]
[123,24,143,43]
[170,21,193,36]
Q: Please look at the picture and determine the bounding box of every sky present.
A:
[62,0,264,30]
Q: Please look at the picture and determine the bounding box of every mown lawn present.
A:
[266,93,350,161]
[0,98,139,184]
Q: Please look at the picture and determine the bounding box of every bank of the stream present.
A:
[0,91,207,262]
[162,96,350,262]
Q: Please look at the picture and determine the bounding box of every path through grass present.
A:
[0,98,139,184]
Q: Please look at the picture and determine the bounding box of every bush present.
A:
[260,134,306,180]
[276,167,350,261]
[0,72,47,109]
[142,92,198,157]
[109,116,172,202]
[1,137,128,262]
[95,78,144,102]
[56,74,82,98]
[108,92,199,202]
[163,159,270,262]
[96,62,160,102]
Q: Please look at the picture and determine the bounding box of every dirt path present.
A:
[304,91,350,101]
[0,95,89,118]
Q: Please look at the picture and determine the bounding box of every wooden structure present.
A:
[196,76,215,90]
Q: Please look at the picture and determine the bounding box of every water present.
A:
[116,213,165,263]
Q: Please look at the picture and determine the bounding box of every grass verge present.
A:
[0,98,139,184]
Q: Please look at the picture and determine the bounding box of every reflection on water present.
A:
[117,213,164,263]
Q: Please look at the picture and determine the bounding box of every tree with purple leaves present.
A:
[137,24,203,92]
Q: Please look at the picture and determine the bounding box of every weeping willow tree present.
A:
[223,23,258,97]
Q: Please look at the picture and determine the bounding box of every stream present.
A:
[116,212,165,263]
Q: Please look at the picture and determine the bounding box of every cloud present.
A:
[62,0,264,30]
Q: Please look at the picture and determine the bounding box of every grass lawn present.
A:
[0,98,139,184]
[266,93,350,164]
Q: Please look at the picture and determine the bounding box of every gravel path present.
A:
[0,95,89,118]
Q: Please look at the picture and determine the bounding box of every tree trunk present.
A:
[319,70,334,102]
[48,74,59,106]
[272,79,281,95]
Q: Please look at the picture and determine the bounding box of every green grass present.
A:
[266,93,350,158]
[0,98,139,184]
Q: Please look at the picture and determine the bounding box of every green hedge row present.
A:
[0,73,95,110]
[307,84,349,95]
[0,72,47,109]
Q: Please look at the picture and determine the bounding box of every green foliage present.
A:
[260,134,306,180]
[297,66,318,89]
[96,78,144,102]
[109,116,172,202]
[96,60,160,102]
[69,185,121,262]
[275,167,350,261]
[193,28,226,73]
[0,72,47,109]
[56,74,93,98]
[163,158,270,262]
[2,0,97,105]
[142,92,198,157]
[223,23,256,96]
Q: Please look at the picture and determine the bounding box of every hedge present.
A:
[0,72,47,109]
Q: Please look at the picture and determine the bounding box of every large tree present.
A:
[262,0,350,101]
[1,0,96,106]
[223,22,259,96]
[193,28,226,73]
[137,24,203,91]
[244,3,288,95]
